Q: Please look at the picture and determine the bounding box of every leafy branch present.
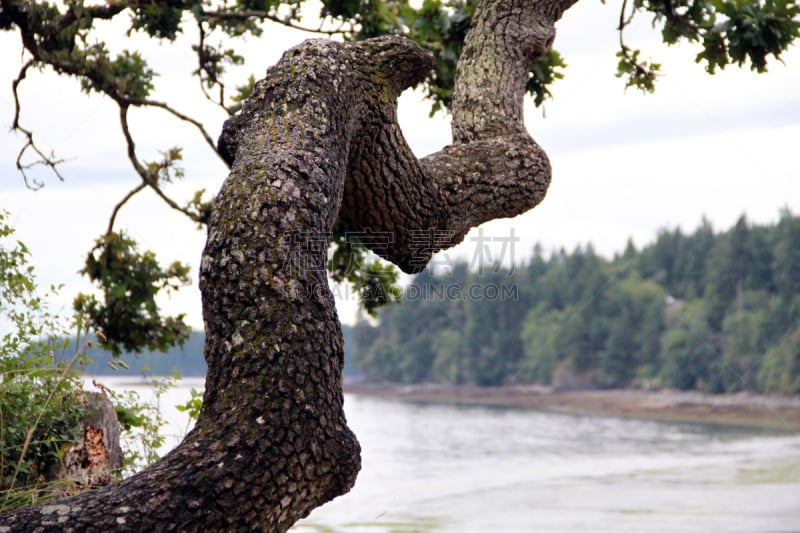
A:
[74,231,192,357]
[615,0,800,91]
[616,0,662,92]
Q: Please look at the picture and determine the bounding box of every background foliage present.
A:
[0,212,185,511]
[0,211,86,511]
[354,210,800,393]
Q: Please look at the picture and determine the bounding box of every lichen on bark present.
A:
[0,0,578,530]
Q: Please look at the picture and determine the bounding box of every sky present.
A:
[1,0,799,331]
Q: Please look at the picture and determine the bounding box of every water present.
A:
[91,377,800,532]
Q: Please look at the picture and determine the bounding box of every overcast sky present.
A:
[1,0,799,330]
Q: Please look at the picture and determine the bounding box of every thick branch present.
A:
[339,0,576,272]
[451,0,557,142]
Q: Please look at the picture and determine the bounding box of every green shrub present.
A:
[0,210,88,511]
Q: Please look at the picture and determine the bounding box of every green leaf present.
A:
[526,49,567,107]
[130,4,185,40]
[75,232,191,356]
[328,220,401,316]
[107,50,155,100]
[615,47,661,92]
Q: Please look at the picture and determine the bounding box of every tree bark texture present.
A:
[0,0,578,531]
[59,392,123,488]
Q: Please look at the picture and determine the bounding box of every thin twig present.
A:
[195,20,231,115]
[616,0,650,83]
[4,428,34,510]
[106,182,147,236]
[139,98,222,161]
[11,59,33,132]
[618,0,631,42]
[11,59,66,189]
[202,9,350,36]
[617,0,637,30]
[118,105,205,224]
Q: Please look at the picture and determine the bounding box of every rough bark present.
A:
[59,392,123,488]
[0,0,578,531]
[339,0,578,272]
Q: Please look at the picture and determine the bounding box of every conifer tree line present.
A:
[353,210,800,394]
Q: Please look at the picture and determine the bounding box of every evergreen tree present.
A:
[353,211,800,394]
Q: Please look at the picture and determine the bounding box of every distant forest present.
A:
[72,211,799,394]
[354,210,800,394]
[73,331,208,377]
[71,328,359,378]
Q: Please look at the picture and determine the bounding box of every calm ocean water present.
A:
[92,377,800,532]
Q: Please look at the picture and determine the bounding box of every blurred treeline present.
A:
[72,328,360,378]
[353,210,800,394]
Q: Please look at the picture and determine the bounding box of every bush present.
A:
[0,210,89,511]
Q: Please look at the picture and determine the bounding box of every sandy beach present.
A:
[344,382,800,431]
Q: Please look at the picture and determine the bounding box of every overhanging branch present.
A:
[118,105,205,225]
[202,8,352,36]
[140,98,222,162]
[11,59,67,189]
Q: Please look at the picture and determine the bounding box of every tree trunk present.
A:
[0,0,577,530]
[58,392,123,489]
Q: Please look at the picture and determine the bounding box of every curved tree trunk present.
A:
[0,0,577,531]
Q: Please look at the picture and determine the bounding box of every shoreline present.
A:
[344,382,800,431]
